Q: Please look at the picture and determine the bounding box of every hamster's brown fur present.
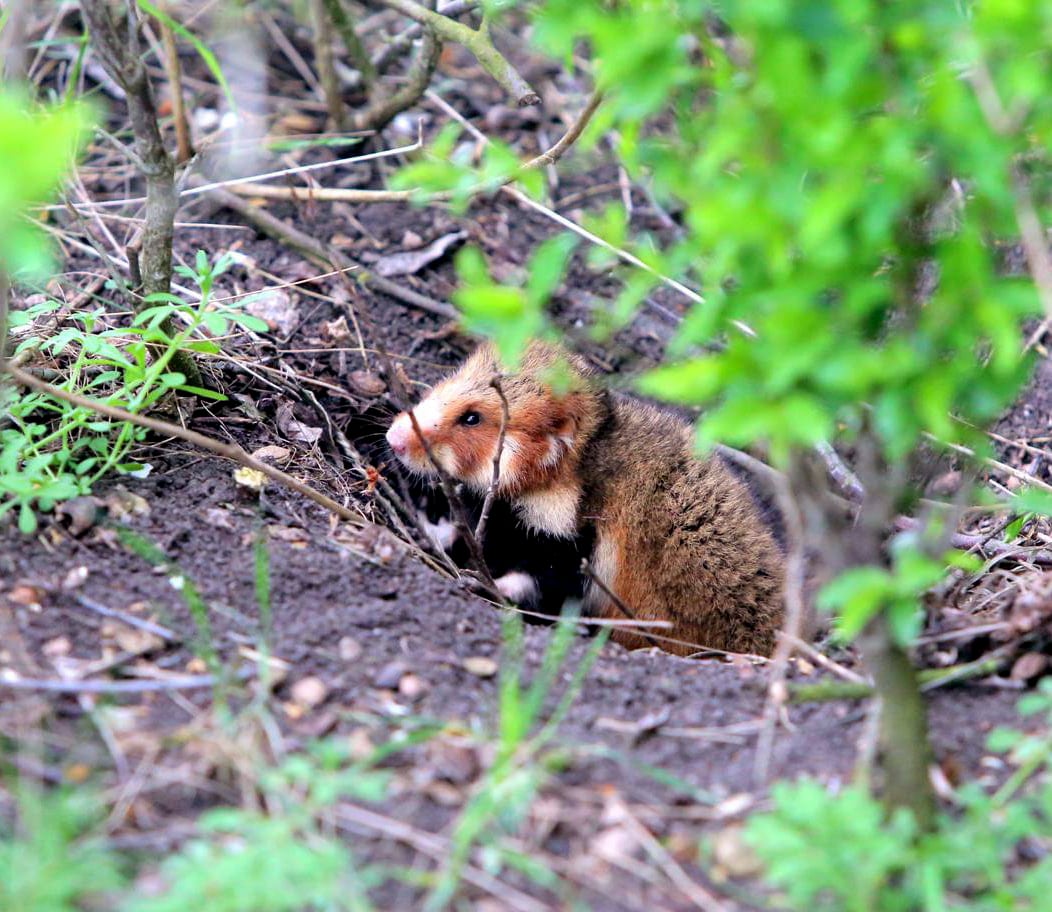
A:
[386,342,785,656]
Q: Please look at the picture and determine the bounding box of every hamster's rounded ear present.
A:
[552,391,590,439]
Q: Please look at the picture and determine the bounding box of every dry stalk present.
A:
[348,23,440,132]
[157,15,192,163]
[321,0,376,90]
[473,374,509,544]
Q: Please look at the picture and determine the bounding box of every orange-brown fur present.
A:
[387,342,785,656]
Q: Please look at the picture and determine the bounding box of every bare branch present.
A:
[310,0,347,129]
[473,375,509,545]
[348,23,440,133]
[322,0,376,89]
[382,0,539,106]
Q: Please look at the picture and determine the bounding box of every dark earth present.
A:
[3,10,1052,910]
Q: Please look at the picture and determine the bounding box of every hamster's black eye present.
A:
[458,410,481,427]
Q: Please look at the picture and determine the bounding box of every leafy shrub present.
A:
[745,682,1052,910]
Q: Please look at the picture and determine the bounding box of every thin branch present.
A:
[406,410,497,590]
[753,474,808,785]
[372,0,476,72]
[204,184,459,321]
[524,91,605,169]
[74,593,179,643]
[310,0,347,129]
[815,440,865,503]
[0,671,245,694]
[322,0,376,89]
[157,16,193,163]
[381,0,539,106]
[348,23,440,133]
[580,559,666,651]
[473,375,509,544]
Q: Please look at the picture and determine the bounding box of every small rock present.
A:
[43,636,72,658]
[61,566,89,590]
[185,657,207,674]
[338,636,363,662]
[250,445,292,463]
[398,673,429,701]
[56,497,101,536]
[374,660,409,689]
[290,675,328,708]
[347,727,375,760]
[463,656,498,678]
[347,370,387,398]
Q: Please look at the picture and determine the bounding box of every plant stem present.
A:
[381,0,539,106]
[858,614,936,830]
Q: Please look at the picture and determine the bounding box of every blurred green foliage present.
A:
[0,785,126,912]
[530,0,1049,463]
[0,90,94,277]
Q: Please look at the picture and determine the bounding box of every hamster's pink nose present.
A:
[386,414,412,457]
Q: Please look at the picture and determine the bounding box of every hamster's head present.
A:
[386,342,601,497]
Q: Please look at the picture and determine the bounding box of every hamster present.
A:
[386,341,785,656]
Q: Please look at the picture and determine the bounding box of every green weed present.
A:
[2,251,266,533]
[744,682,1052,911]
[428,605,609,909]
[0,784,126,912]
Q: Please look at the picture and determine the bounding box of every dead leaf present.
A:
[463,656,498,678]
[250,445,292,463]
[201,507,236,530]
[347,370,386,398]
[245,289,300,336]
[274,111,319,134]
[428,740,480,784]
[266,525,310,544]
[372,231,467,277]
[322,316,352,342]
[1010,652,1048,681]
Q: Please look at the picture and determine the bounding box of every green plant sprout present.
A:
[2,251,267,532]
